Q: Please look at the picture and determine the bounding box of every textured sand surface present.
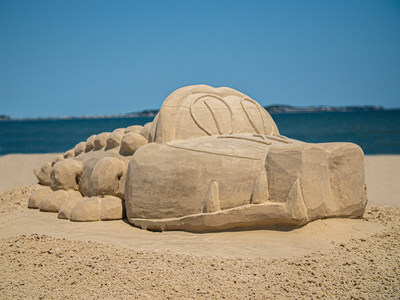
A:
[0,154,399,298]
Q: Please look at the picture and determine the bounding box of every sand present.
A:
[364,155,400,207]
[0,154,399,298]
[0,153,61,193]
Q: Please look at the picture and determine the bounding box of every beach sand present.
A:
[0,154,399,298]
[0,153,60,193]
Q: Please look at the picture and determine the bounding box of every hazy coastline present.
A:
[1,105,396,122]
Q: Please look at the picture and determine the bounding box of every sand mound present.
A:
[0,206,399,299]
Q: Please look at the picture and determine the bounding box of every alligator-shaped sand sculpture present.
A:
[28,85,368,232]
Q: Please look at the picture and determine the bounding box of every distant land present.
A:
[264,104,386,114]
[0,105,396,121]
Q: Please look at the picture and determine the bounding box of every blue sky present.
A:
[1,0,399,118]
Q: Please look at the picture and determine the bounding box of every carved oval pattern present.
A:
[190,95,233,136]
[240,97,266,134]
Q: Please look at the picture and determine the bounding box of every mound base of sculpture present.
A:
[29,84,368,232]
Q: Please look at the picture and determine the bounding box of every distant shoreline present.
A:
[1,105,398,121]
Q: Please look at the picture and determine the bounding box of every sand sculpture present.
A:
[29,85,368,232]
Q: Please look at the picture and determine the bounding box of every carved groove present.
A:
[204,100,222,135]
[217,135,272,145]
[252,133,265,139]
[190,95,233,136]
[166,144,261,160]
[266,135,292,144]
[276,134,288,139]
[241,97,266,134]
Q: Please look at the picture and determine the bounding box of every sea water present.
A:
[0,110,399,155]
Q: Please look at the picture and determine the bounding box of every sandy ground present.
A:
[0,154,399,298]
[0,153,61,193]
[364,155,400,207]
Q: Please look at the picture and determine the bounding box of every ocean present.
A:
[0,110,399,155]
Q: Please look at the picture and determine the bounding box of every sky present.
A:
[0,0,399,118]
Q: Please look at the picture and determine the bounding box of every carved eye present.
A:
[241,97,266,134]
[190,95,233,136]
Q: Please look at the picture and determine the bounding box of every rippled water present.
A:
[1,110,399,155]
